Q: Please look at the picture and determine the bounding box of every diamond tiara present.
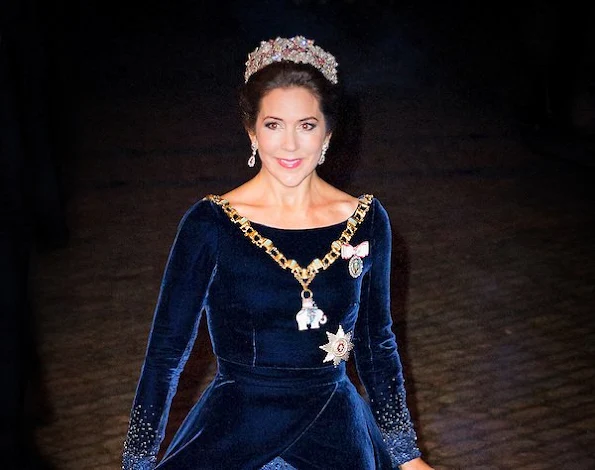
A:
[244,36,338,85]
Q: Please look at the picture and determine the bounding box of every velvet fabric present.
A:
[122,196,421,469]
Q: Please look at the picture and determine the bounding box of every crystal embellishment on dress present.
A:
[320,325,353,366]
[371,377,421,465]
[341,241,369,278]
[245,36,339,84]
[122,404,158,469]
[261,457,298,469]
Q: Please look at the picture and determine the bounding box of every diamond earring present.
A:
[318,141,329,165]
[248,142,257,168]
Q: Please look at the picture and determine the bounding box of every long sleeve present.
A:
[122,200,219,470]
[354,200,421,467]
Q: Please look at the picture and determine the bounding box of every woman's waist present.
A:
[216,357,346,388]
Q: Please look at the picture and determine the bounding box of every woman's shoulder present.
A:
[352,194,390,233]
[366,197,393,239]
[176,195,225,229]
[368,196,389,219]
[350,192,384,217]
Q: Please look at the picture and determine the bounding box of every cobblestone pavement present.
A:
[31,8,595,470]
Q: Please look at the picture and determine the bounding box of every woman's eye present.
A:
[301,122,316,131]
[265,122,279,130]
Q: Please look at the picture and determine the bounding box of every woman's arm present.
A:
[122,200,219,470]
[353,199,427,468]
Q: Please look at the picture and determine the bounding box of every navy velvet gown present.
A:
[122,195,421,469]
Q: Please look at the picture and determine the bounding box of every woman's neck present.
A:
[250,170,325,210]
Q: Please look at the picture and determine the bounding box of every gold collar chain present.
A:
[208,194,374,290]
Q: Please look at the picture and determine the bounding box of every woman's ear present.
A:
[246,129,257,147]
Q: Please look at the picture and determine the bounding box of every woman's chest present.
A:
[207,223,373,320]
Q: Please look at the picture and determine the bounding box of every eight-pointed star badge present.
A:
[319,325,354,366]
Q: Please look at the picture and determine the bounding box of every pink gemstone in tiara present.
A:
[244,36,339,85]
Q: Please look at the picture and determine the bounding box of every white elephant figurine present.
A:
[295,297,327,330]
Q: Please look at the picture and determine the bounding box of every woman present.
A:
[122,36,432,470]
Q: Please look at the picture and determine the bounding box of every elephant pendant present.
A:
[295,294,327,331]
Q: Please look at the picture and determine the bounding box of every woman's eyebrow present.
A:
[261,116,319,121]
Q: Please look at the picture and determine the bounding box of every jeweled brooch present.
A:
[319,325,354,366]
[341,241,369,278]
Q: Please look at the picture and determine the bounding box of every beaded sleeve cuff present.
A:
[371,383,421,466]
[122,405,159,469]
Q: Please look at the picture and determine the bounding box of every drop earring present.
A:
[318,141,329,165]
[248,142,257,168]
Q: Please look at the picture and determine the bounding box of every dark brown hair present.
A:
[239,61,340,134]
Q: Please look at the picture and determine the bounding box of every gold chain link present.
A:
[208,194,374,290]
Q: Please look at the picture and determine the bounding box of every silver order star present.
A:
[319,325,353,366]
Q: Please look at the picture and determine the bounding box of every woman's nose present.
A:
[281,129,298,152]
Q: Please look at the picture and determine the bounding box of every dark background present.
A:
[11,0,595,196]
[14,0,595,169]
[8,0,595,190]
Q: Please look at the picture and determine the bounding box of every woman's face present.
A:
[251,86,329,188]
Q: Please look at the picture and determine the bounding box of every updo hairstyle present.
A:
[239,61,340,135]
